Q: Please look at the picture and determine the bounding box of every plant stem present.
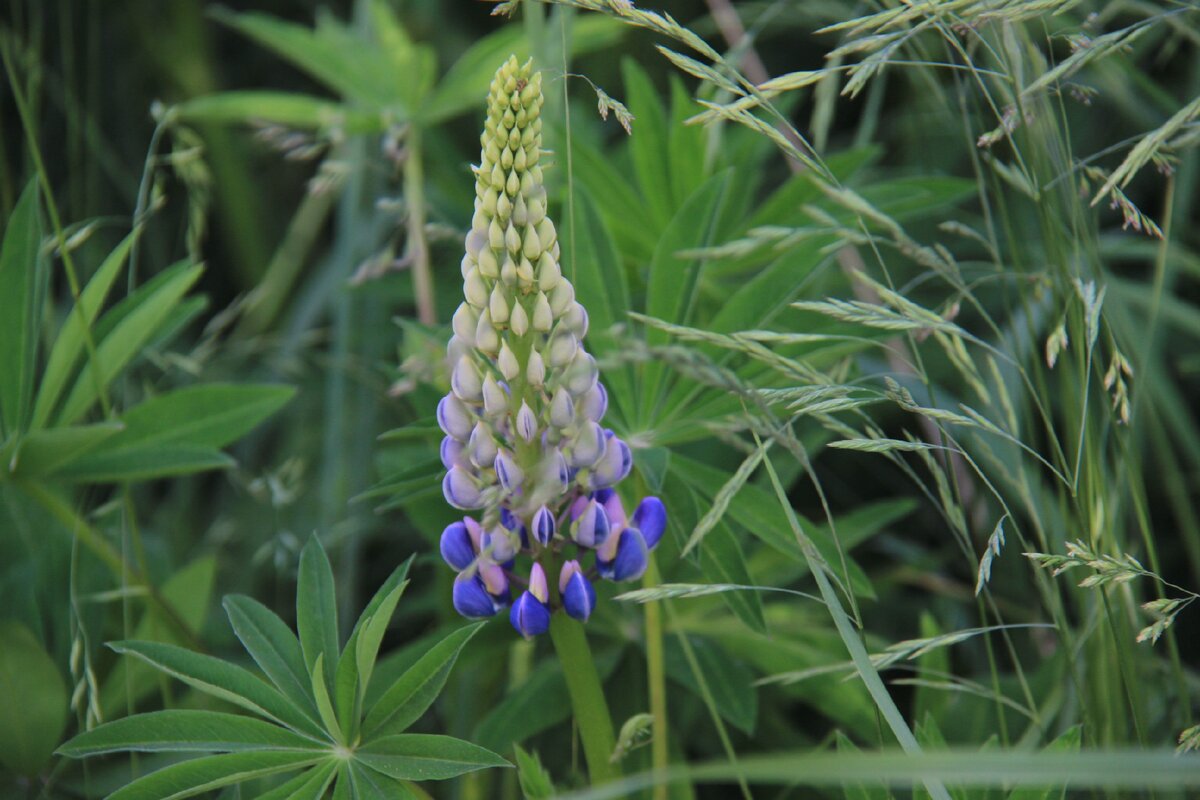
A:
[404,127,436,325]
[549,612,619,785]
[643,557,669,800]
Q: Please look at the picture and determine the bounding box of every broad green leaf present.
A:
[357,734,509,781]
[107,750,323,800]
[0,180,44,436]
[348,762,419,799]
[0,622,67,775]
[57,263,203,426]
[110,640,327,740]
[700,523,767,634]
[664,634,758,735]
[57,445,233,483]
[223,595,321,723]
[114,383,292,450]
[332,763,353,800]
[252,760,337,800]
[297,536,340,696]
[567,131,659,261]
[640,172,732,424]
[59,710,325,756]
[363,622,483,738]
[367,0,434,108]
[7,421,123,477]
[176,91,383,133]
[32,227,138,429]
[621,58,673,228]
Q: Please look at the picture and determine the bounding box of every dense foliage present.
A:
[2,0,1199,798]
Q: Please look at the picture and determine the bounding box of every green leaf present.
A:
[568,188,635,423]
[621,58,673,228]
[668,75,708,208]
[109,640,327,740]
[1008,726,1082,800]
[0,622,67,775]
[348,762,419,799]
[0,180,45,436]
[175,91,383,133]
[252,760,337,800]
[107,750,323,800]
[297,536,340,696]
[357,734,510,781]
[100,557,217,716]
[335,565,410,740]
[7,421,124,477]
[310,655,343,744]
[56,445,233,483]
[514,744,555,799]
[57,262,203,426]
[363,622,483,738]
[32,227,138,429]
[664,634,757,735]
[223,595,321,723]
[700,523,767,634]
[640,172,732,424]
[58,383,293,482]
[212,9,396,108]
[59,710,325,756]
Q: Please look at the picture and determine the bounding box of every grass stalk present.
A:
[548,612,619,785]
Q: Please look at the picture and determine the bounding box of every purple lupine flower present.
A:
[434,55,669,636]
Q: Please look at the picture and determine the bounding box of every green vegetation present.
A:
[1,0,1198,797]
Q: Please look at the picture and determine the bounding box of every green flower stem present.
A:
[549,611,619,785]
[404,127,436,325]
[643,556,669,800]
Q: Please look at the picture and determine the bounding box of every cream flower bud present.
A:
[510,301,530,337]
[452,303,478,346]
[537,253,560,291]
[569,420,605,467]
[460,253,476,280]
[526,349,545,387]
[475,309,500,355]
[547,331,577,368]
[517,257,536,284]
[451,355,483,402]
[478,247,499,278]
[498,342,520,381]
[496,191,512,221]
[468,421,499,468]
[522,225,542,260]
[549,279,574,315]
[465,268,488,308]
[531,292,553,332]
[501,255,518,285]
[505,224,521,254]
[482,373,508,417]
[512,194,528,226]
[563,302,589,338]
[488,217,505,250]
[494,449,524,490]
[549,387,575,428]
[566,351,599,396]
[489,285,510,324]
[537,218,557,251]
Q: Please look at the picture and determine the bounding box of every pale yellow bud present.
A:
[489,285,510,324]
[478,247,499,278]
[537,252,560,291]
[549,279,574,316]
[532,292,553,332]
[510,300,530,337]
[505,223,521,255]
[464,267,489,308]
[523,226,542,261]
[527,349,545,387]
[498,341,520,381]
[475,309,500,354]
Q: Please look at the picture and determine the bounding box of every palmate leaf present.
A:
[61,544,506,798]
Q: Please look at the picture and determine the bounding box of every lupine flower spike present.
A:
[437,56,667,637]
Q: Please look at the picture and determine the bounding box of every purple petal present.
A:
[509,591,551,638]
[632,496,667,550]
[453,574,497,618]
[562,571,597,622]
